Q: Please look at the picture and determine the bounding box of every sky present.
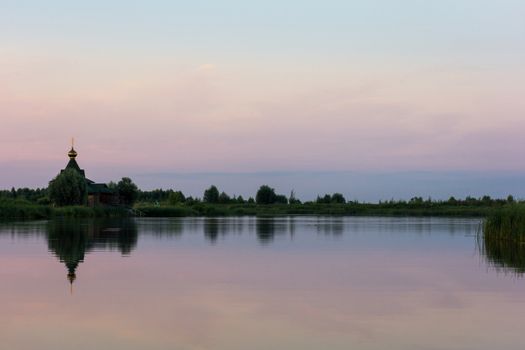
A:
[1,1,525,200]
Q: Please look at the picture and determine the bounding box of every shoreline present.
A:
[0,202,510,220]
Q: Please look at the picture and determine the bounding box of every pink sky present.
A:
[1,1,524,196]
[3,55,524,171]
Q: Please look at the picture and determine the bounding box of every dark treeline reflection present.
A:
[2,217,500,277]
[203,218,288,244]
[46,219,138,285]
[204,218,219,242]
[137,217,299,244]
[1,217,481,244]
[255,218,293,244]
[256,218,276,244]
[480,234,525,276]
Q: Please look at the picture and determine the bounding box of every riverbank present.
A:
[1,197,510,220]
[135,202,497,217]
[0,199,129,220]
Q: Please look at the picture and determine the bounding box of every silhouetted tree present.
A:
[203,185,220,203]
[48,168,87,206]
[256,185,277,204]
[316,194,331,204]
[169,191,186,205]
[218,192,231,203]
[409,197,424,205]
[331,193,346,204]
[117,177,138,206]
[275,194,288,204]
[289,190,301,204]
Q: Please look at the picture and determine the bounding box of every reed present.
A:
[481,205,525,275]
[483,204,525,242]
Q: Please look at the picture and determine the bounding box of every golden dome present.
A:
[68,147,77,159]
[68,272,76,284]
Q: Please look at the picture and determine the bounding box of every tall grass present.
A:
[0,198,52,219]
[481,204,525,275]
[0,198,129,220]
[52,206,129,218]
[483,204,525,242]
[134,202,496,218]
[0,198,515,220]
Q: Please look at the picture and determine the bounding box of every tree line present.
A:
[0,169,520,208]
[2,184,519,208]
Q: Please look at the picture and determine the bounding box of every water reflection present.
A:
[256,218,275,244]
[204,218,220,243]
[2,217,525,350]
[315,217,344,235]
[4,217,523,278]
[46,219,137,287]
[480,234,525,276]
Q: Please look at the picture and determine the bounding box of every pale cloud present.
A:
[197,63,216,71]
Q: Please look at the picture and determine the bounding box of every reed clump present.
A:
[481,234,525,274]
[483,204,525,242]
[481,204,525,274]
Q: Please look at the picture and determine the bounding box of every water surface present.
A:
[1,217,524,350]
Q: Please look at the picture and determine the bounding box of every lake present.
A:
[1,216,524,350]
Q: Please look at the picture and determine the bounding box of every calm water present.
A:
[1,217,524,350]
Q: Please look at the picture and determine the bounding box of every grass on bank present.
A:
[481,204,525,274]
[135,201,498,218]
[0,198,129,220]
[483,204,525,242]
[0,198,52,219]
[1,197,521,221]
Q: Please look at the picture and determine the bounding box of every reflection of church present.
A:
[62,141,118,207]
[46,219,137,291]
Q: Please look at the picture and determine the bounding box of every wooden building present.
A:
[62,144,119,207]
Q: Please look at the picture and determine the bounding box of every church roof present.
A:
[65,158,86,177]
[87,183,114,194]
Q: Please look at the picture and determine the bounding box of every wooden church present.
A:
[61,142,119,207]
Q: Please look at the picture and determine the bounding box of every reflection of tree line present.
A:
[46,219,138,286]
[2,217,479,239]
[6,217,523,280]
[203,218,285,244]
[136,218,301,244]
[45,217,308,283]
[203,218,300,244]
[134,217,343,243]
